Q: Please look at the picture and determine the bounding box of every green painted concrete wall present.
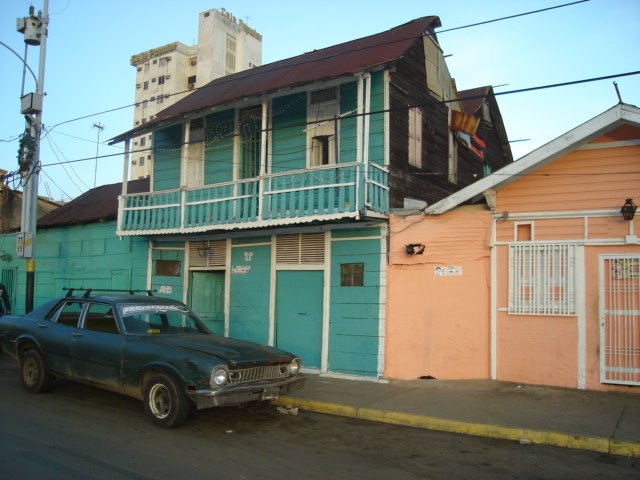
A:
[0,222,148,314]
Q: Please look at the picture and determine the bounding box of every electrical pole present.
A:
[16,1,49,313]
[93,122,105,188]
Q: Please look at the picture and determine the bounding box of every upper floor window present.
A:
[143,81,149,90]
[225,34,237,75]
[408,107,423,168]
[158,75,166,85]
[307,87,339,168]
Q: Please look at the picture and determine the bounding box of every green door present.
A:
[190,272,225,335]
[275,271,323,368]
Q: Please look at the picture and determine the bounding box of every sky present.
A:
[0,0,638,202]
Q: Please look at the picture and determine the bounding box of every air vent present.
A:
[276,233,325,264]
[189,240,227,268]
[310,87,338,105]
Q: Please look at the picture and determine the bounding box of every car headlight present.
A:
[289,358,301,376]
[211,366,228,387]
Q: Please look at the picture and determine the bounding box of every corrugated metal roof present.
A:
[112,16,441,143]
[458,86,491,115]
[37,178,150,228]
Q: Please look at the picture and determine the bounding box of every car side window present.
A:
[55,301,84,327]
[84,303,120,334]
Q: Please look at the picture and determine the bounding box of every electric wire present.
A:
[37,0,593,136]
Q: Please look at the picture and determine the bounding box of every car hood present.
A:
[139,334,295,366]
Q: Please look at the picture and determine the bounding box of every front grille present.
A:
[230,364,290,384]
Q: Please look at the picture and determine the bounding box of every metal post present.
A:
[93,122,105,188]
[18,0,49,313]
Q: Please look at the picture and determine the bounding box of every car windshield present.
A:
[119,304,208,335]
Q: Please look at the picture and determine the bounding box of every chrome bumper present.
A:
[192,375,306,409]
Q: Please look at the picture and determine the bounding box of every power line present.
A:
[39,0,591,136]
[36,69,640,171]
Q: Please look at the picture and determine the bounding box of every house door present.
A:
[275,271,323,368]
[190,271,225,335]
[600,255,640,386]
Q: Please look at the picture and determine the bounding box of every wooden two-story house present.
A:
[110,17,513,378]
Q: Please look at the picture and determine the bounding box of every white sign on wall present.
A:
[434,266,463,277]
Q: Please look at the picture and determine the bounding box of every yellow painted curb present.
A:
[274,396,640,458]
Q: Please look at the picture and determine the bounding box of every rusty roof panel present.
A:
[38,178,150,228]
[114,16,440,142]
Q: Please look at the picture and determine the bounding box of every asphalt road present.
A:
[0,354,637,480]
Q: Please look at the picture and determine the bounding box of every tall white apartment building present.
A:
[130,8,262,179]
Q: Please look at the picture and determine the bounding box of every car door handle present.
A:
[37,323,48,328]
[72,332,83,337]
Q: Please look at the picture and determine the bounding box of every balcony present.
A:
[117,162,389,236]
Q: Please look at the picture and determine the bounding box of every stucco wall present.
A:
[386,206,492,380]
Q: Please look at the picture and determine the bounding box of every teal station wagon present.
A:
[0,289,305,427]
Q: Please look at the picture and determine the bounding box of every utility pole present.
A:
[16,1,49,313]
[93,122,105,188]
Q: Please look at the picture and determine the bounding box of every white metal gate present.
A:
[600,255,640,385]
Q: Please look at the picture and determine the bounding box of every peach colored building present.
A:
[387,103,640,392]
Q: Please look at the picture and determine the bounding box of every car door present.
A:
[37,300,85,376]
[71,302,125,390]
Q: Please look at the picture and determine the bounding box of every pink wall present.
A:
[386,206,491,380]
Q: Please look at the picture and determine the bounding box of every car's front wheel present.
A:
[20,349,54,393]
[143,373,190,428]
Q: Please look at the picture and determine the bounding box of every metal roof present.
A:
[37,178,150,228]
[111,16,441,144]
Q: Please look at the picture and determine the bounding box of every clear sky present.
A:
[1,0,638,202]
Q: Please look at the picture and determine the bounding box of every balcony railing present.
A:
[117,162,389,235]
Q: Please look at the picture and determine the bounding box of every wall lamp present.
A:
[405,243,425,255]
[621,198,637,221]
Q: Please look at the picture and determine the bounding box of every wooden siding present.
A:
[339,82,358,163]
[329,231,383,377]
[229,241,271,344]
[204,110,235,184]
[497,144,640,213]
[387,38,512,208]
[271,93,307,172]
[150,248,185,302]
[153,125,182,191]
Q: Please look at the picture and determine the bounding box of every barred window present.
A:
[508,243,576,316]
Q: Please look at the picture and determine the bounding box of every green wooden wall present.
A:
[329,227,382,376]
[150,247,185,302]
[153,124,182,191]
[271,93,307,172]
[204,110,235,185]
[228,238,271,344]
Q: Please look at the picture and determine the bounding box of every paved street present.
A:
[0,354,637,479]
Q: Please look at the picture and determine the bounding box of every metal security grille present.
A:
[0,267,17,311]
[229,364,291,384]
[600,255,640,386]
[508,243,576,315]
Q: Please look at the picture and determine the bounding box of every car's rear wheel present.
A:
[143,373,190,428]
[20,349,54,393]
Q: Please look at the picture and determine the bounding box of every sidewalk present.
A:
[273,374,640,458]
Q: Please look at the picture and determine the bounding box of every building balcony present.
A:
[117,162,389,236]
